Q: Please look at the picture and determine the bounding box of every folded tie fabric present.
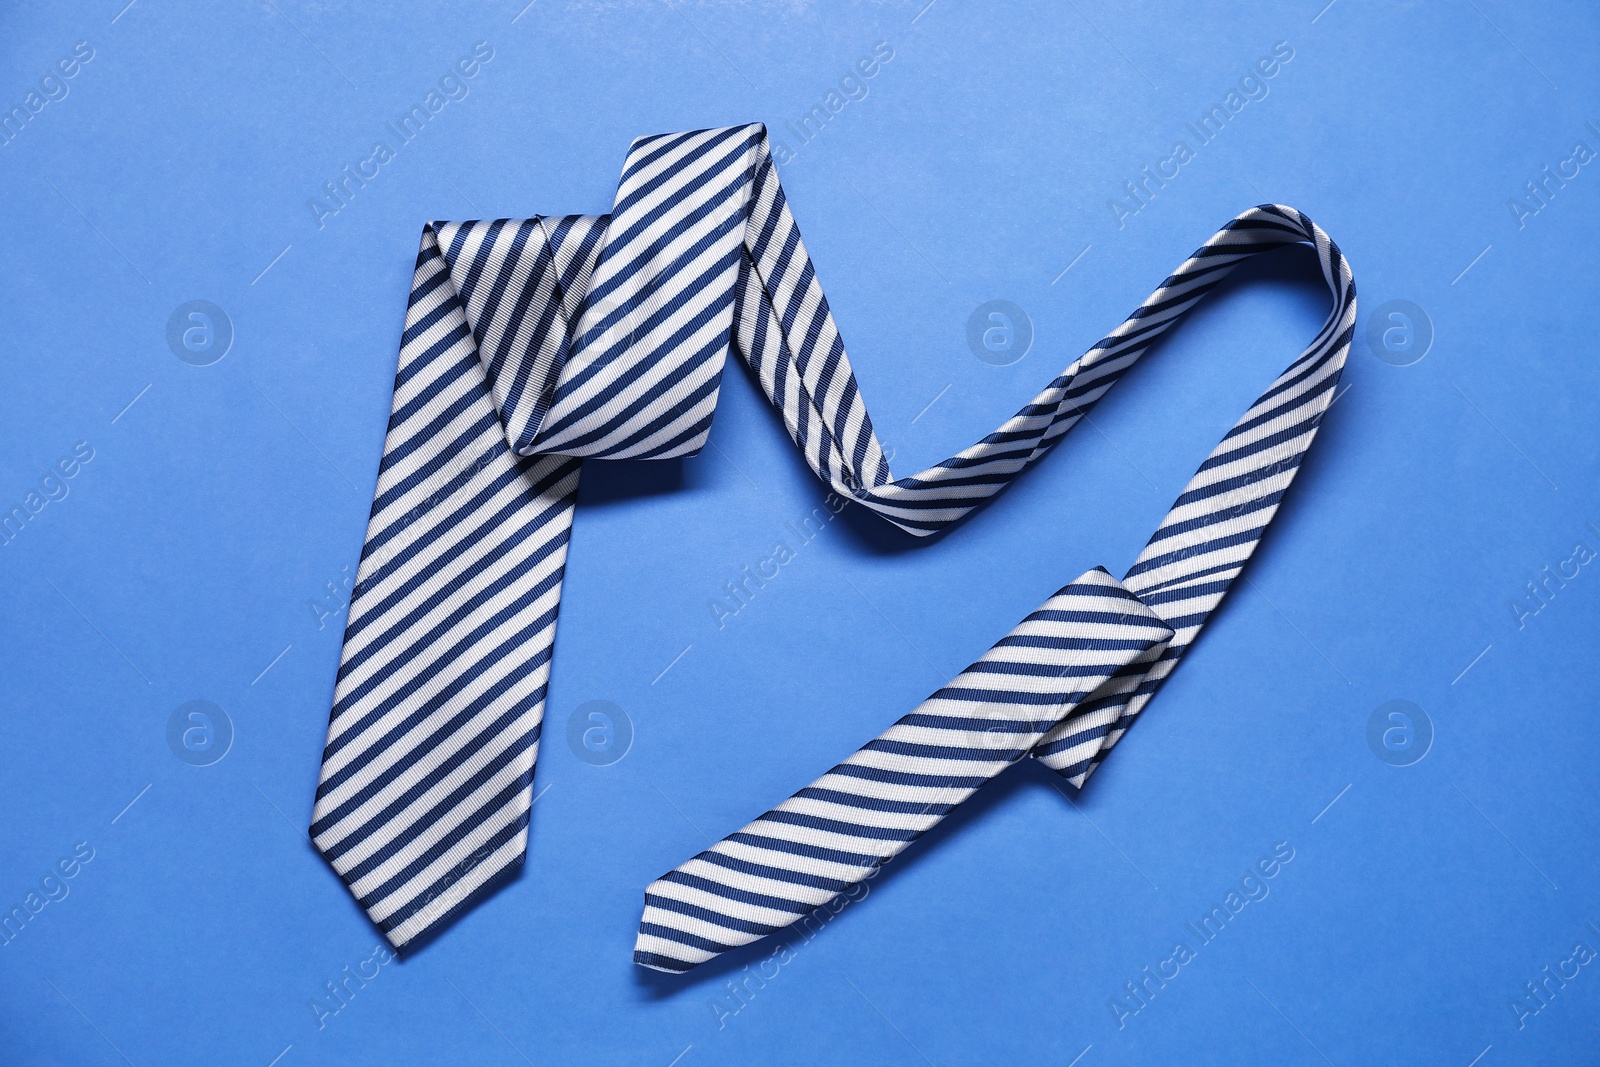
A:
[309,123,1355,958]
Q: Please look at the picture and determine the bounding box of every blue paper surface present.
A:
[3,2,1598,1063]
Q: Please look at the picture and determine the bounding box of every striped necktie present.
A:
[309,124,1355,959]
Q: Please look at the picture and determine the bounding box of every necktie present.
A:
[309,124,1355,959]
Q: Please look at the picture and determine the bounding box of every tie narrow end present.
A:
[630,566,1175,975]
[632,949,695,975]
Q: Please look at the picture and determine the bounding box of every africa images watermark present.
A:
[307,943,397,1031]
[769,40,896,166]
[1,40,95,148]
[307,42,496,230]
[1507,120,1599,231]
[1107,40,1295,229]
[1510,533,1594,632]
[1,841,96,947]
[707,490,850,631]
[1109,840,1296,1029]
[706,870,877,1030]
[1,440,96,548]
[1509,921,1600,1032]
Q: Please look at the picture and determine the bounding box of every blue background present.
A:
[3,1,1598,1064]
